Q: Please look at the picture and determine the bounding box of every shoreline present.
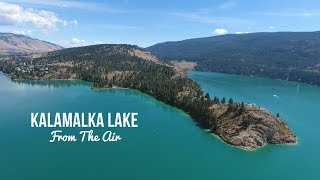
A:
[208,132,298,152]
[189,70,320,88]
[91,86,130,90]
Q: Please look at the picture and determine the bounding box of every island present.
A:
[0,44,296,150]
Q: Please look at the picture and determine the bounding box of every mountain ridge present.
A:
[0,33,63,55]
[145,31,320,85]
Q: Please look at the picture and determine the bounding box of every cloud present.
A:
[254,10,320,17]
[62,20,68,26]
[0,2,66,32]
[4,0,134,13]
[12,30,32,35]
[235,32,249,34]
[61,20,78,27]
[218,2,237,9]
[94,41,103,44]
[269,26,275,29]
[59,38,105,47]
[212,28,228,35]
[169,11,249,24]
[70,38,87,46]
[70,20,78,26]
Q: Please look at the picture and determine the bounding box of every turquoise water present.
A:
[0,71,319,179]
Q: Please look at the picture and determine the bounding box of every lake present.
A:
[0,71,319,179]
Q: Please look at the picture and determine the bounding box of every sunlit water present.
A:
[0,71,319,179]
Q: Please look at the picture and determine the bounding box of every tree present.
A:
[213,97,220,104]
[239,102,245,114]
[227,98,234,111]
[228,98,234,105]
[205,93,210,99]
[276,113,280,118]
[221,97,226,104]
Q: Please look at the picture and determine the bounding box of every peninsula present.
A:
[0,44,296,150]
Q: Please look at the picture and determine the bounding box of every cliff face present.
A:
[0,33,62,55]
[212,103,296,150]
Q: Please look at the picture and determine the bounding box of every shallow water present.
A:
[0,72,319,179]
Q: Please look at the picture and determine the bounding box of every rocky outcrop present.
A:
[212,103,296,150]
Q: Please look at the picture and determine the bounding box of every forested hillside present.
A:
[146,31,320,85]
[0,44,209,126]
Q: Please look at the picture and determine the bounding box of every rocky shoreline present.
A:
[211,103,296,150]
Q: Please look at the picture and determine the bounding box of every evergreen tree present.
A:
[227,98,234,111]
[213,97,220,104]
[205,93,210,99]
[221,97,226,104]
[239,102,245,114]
[228,98,234,105]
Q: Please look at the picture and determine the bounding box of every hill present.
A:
[145,31,320,85]
[0,33,62,55]
[0,44,296,150]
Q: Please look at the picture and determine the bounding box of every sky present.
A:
[0,0,319,47]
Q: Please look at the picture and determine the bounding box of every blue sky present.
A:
[0,0,319,47]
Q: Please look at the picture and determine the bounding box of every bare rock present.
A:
[213,103,296,150]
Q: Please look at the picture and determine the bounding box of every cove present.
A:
[1,72,320,179]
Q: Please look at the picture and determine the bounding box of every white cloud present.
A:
[0,2,66,32]
[71,38,87,45]
[235,32,249,34]
[254,10,320,17]
[212,28,228,35]
[269,26,275,29]
[70,20,78,26]
[59,38,105,47]
[61,20,78,27]
[169,11,249,25]
[94,41,103,44]
[12,30,32,35]
[4,0,134,13]
[219,2,237,9]
[62,20,68,26]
